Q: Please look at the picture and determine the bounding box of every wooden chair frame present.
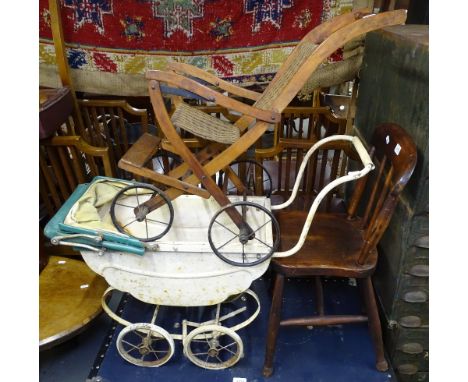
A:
[262,123,418,376]
[40,135,113,218]
[78,99,151,178]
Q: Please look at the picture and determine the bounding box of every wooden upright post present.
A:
[48,0,85,135]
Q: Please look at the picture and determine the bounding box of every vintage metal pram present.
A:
[44,9,406,370]
[45,133,374,369]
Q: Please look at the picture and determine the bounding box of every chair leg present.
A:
[314,276,325,316]
[262,273,285,378]
[361,276,388,371]
[357,279,367,314]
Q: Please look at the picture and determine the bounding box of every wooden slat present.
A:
[87,155,98,177]
[39,148,62,210]
[318,150,328,191]
[39,171,55,217]
[119,133,161,168]
[117,108,128,152]
[326,148,342,211]
[146,71,280,123]
[81,108,97,146]
[296,116,305,191]
[366,166,394,232]
[98,106,118,176]
[46,146,70,201]
[68,146,86,184]
[108,107,123,160]
[168,62,262,101]
[280,315,368,327]
[346,147,375,219]
[99,107,111,144]
[48,0,85,134]
[284,118,292,192]
[363,155,387,226]
[64,118,74,135]
[277,151,284,192]
[89,107,105,147]
[141,107,149,134]
[57,146,77,191]
[224,165,247,195]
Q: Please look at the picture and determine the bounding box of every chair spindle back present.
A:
[345,123,417,264]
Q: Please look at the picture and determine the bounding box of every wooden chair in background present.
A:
[255,106,348,211]
[39,109,112,351]
[78,99,155,178]
[262,123,417,376]
[39,135,113,221]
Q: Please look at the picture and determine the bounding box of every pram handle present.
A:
[51,234,105,254]
[271,135,373,212]
[50,233,145,256]
[350,135,374,170]
[272,135,375,258]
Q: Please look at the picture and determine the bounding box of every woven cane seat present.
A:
[171,103,240,144]
[255,41,318,111]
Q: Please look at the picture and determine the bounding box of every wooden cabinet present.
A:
[354,25,429,382]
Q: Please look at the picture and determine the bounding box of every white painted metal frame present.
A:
[271,135,374,257]
[102,287,260,342]
[102,286,260,368]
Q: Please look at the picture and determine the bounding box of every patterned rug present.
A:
[39,0,361,95]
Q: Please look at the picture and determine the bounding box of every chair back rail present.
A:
[39,136,113,218]
[255,107,347,210]
[78,99,151,178]
[345,123,417,264]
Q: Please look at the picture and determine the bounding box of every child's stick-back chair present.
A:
[118,9,407,236]
[262,123,418,376]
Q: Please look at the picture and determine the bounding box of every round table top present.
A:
[39,256,108,350]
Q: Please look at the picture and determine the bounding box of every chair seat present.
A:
[171,103,240,144]
[273,211,377,278]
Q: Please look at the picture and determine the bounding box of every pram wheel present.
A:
[117,322,175,367]
[208,201,280,267]
[183,324,243,370]
[110,183,174,242]
[219,159,273,197]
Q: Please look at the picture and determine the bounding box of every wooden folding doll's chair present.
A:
[117,9,407,240]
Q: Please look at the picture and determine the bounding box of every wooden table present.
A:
[39,256,108,350]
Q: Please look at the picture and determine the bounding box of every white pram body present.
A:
[80,194,271,307]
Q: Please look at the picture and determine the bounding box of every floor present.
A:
[40,276,395,382]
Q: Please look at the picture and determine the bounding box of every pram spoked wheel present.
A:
[208,201,280,267]
[117,322,175,367]
[183,324,243,370]
[110,183,174,242]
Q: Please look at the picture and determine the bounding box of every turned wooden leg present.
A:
[314,276,325,316]
[357,278,367,314]
[262,273,285,378]
[362,276,388,371]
